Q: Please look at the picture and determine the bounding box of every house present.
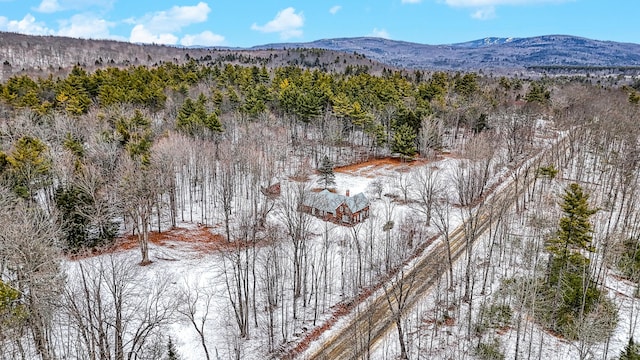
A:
[300,190,370,225]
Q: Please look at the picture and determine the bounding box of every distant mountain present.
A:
[253,35,640,72]
[1,32,639,80]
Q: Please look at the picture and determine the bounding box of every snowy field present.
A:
[57,122,640,360]
[61,154,456,359]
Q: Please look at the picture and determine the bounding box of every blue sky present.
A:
[0,1,637,47]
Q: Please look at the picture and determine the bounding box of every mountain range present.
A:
[1,32,640,79]
[253,35,640,72]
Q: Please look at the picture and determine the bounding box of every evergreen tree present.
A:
[204,112,223,134]
[317,155,336,190]
[166,337,180,360]
[454,72,479,98]
[6,136,52,200]
[524,82,551,105]
[0,279,27,330]
[176,98,197,134]
[472,113,489,134]
[54,185,92,251]
[547,183,598,260]
[240,88,267,118]
[295,89,323,123]
[620,338,640,360]
[392,124,418,161]
[54,184,116,252]
[542,183,608,339]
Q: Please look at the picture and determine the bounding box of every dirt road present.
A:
[299,136,569,360]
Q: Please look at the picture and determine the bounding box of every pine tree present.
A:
[524,82,551,105]
[6,136,52,200]
[204,112,223,134]
[317,155,336,190]
[176,98,197,135]
[620,338,640,360]
[166,337,180,360]
[0,279,27,329]
[54,185,92,251]
[392,124,418,161]
[544,183,605,338]
[472,113,489,134]
[547,183,598,260]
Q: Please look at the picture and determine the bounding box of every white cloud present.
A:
[128,2,214,45]
[401,0,422,3]
[58,14,114,39]
[130,24,178,45]
[443,0,569,20]
[329,5,342,14]
[0,12,121,40]
[369,28,391,39]
[34,0,115,13]
[138,2,210,33]
[180,30,225,46]
[0,14,54,35]
[35,0,61,13]
[444,0,569,6]
[471,6,496,19]
[251,7,304,40]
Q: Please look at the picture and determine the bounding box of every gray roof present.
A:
[346,192,369,213]
[302,190,369,215]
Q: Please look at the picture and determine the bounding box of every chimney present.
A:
[346,189,350,197]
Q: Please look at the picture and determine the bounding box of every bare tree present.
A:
[433,197,454,289]
[118,158,160,265]
[177,278,214,360]
[394,169,412,203]
[497,113,536,163]
[218,153,236,244]
[60,254,175,360]
[220,234,251,339]
[366,178,385,200]
[277,182,313,319]
[72,162,119,245]
[420,115,444,159]
[259,243,283,352]
[382,269,416,360]
[0,188,62,360]
[410,167,442,226]
[452,133,495,303]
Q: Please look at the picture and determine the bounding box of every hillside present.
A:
[0,32,386,81]
[255,35,640,72]
[2,32,640,81]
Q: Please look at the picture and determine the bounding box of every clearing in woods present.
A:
[334,156,434,175]
[73,155,441,261]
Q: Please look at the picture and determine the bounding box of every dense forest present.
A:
[0,43,640,360]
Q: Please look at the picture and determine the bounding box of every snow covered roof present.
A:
[346,192,369,213]
[302,190,369,215]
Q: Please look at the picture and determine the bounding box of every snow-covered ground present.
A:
[60,152,471,360]
[368,164,640,360]
[58,122,640,360]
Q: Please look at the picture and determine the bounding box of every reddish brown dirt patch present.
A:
[114,226,227,253]
[289,174,311,182]
[68,225,267,260]
[334,156,434,173]
[310,187,337,193]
